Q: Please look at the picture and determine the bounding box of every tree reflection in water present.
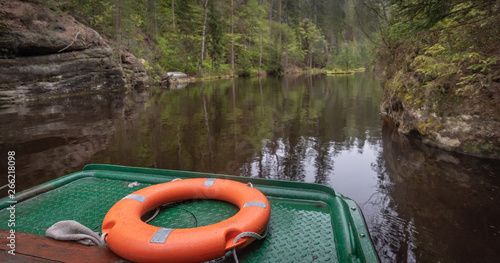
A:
[367,117,500,263]
[2,73,499,262]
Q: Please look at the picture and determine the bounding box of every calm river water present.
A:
[1,73,499,262]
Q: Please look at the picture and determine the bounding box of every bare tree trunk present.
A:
[298,0,300,19]
[285,5,288,72]
[258,31,263,75]
[279,0,281,22]
[279,0,282,47]
[145,0,148,35]
[153,0,158,40]
[268,0,273,27]
[285,37,288,71]
[310,50,313,68]
[198,0,209,76]
[116,0,121,64]
[171,0,175,28]
[231,0,234,73]
[116,0,121,42]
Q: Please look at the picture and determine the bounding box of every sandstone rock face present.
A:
[0,0,127,101]
[120,48,149,87]
[381,94,500,159]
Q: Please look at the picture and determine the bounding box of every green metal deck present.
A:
[0,164,378,262]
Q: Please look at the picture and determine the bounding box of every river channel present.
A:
[1,73,499,262]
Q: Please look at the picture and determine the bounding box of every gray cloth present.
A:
[45,220,106,247]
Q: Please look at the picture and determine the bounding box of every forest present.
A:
[39,0,381,79]
[37,0,498,87]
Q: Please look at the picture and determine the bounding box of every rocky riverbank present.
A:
[380,50,500,159]
[0,0,147,102]
[381,94,500,159]
[377,0,500,159]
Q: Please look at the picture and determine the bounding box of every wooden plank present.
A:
[0,229,124,262]
[0,250,57,263]
[0,250,58,262]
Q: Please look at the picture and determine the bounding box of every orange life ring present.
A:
[102,178,271,263]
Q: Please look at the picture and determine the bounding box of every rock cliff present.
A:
[380,63,500,159]
[0,0,147,102]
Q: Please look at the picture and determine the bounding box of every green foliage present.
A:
[411,54,458,80]
[390,0,495,31]
[380,0,500,130]
[236,49,251,76]
[72,0,116,33]
[207,1,225,71]
[299,19,322,67]
[326,40,369,71]
[388,21,422,41]
[52,0,384,77]
[266,44,284,76]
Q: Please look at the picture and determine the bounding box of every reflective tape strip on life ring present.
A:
[102,178,271,263]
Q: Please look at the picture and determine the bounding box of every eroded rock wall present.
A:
[0,0,133,101]
[381,82,500,159]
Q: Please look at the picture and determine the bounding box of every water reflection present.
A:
[0,93,129,194]
[84,74,382,184]
[368,118,500,262]
[0,73,499,262]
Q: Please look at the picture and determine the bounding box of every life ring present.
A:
[102,178,271,263]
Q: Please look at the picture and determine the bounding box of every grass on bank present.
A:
[326,68,365,75]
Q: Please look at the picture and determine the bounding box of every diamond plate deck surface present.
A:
[0,177,337,262]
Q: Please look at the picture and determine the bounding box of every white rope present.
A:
[171,178,182,182]
[246,182,253,188]
[232,248,239,263]
[232,231,267,244]
[144,207,161,223]
[58,30,81,53]
[231,226,268,263]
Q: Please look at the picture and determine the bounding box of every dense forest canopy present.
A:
[380,0,499,105]
[41,0,381,77]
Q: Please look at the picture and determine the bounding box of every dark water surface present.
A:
[1,73,499,262]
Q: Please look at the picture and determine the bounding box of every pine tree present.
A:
[198,0,209,76]
[207,1,225,73]
[171,0,175,28]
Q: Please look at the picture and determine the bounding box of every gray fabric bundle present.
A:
[45,220,106,247]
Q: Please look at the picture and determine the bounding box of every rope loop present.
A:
[144,207,161,223]
[231,226,269,263]
[232,231,266,244]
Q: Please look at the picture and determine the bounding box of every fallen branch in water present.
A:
[58,30,81,53]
